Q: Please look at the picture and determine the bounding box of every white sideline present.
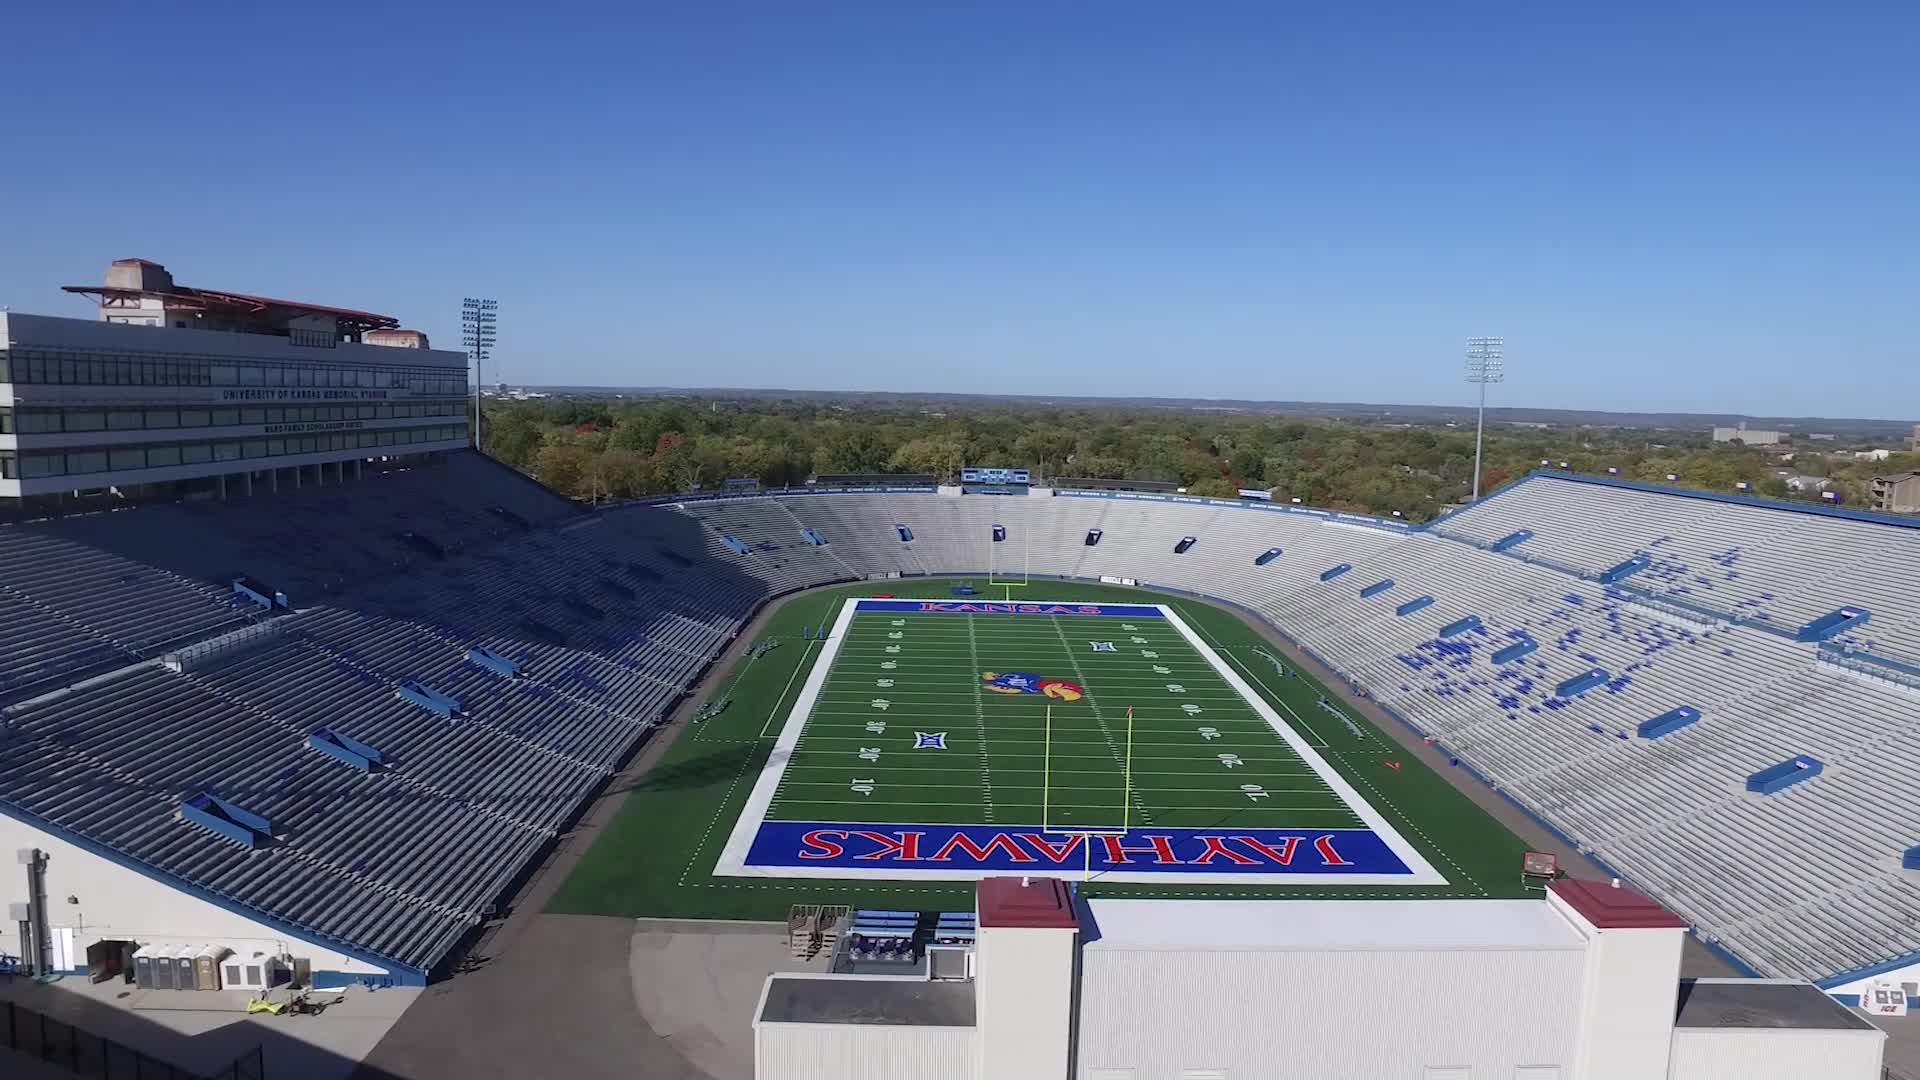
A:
[1159,605,1447,886]
[712,595,863,877]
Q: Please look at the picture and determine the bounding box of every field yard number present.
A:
[888,631,903,639]
[866,720,888,734]
[1180,703,1202,715]
[1218,753,1244,768]
[1152,665,1171,674]
[1197,726,1221,740]
[1241,784,1269,801]
[859,747,882,762]
[875,678,894,688]
[1121,624,1138,630]
[851,779,876,796]
[890,619,905,626]
[1130,636,1149,644]
[885,645,901,653]
[880,660,897,670]
[1141,651,1159,659]
[1165,684,1187,694]
[871,699,891,710]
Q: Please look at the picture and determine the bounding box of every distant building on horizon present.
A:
[1713,423,1787,446]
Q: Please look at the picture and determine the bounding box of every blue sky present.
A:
[3,3,1913,418]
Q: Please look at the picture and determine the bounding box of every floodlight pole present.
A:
[462,298,498,453]
[1466,336,1505,501]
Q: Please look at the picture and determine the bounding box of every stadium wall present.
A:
[1076,943,1585,1077]
[1669,1026,1887,1080]
[0,811,408,986]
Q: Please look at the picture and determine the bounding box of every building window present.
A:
[0,408,10,435]
[0,352,10,382]
[0,452,14,479]
[64,411,106,433]
[179,410,211,428]
[147,446,182,467]
[145,410,179,429]
[108,411,144,431]
[67,451,108,475]
[182,444,212,464]
[209,409,238,426]
[108,448,145,471]
[213,443,241,462]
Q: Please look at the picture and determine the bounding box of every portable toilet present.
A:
[132,944,158,989]
[150,946,178,990]
[193,947,229,991]
[169,948,195,990]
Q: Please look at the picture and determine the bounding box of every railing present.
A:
[1,998,264,1080]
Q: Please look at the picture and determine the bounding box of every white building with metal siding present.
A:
[1668,979,1886,1079]
[752,877,1888,1080]
[1076,899,1587,1078]
[0,814,398,987]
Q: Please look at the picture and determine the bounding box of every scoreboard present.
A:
[961,467,1030,485]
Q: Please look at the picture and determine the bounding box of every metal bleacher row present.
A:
[4,459,1918,987]
[0,453,759,978]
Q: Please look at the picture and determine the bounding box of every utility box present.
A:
[133,945,157,989]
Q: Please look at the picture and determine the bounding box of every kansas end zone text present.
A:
[747,822,1410,877]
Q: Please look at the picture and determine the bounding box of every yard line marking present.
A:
[965,610,995,822]
[1049,614,1153,826]
[760,638,820,738]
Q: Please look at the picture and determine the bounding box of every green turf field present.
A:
[548,579,1536,920]
[765,604,1363,833]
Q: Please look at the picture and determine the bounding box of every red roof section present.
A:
[977,876,1078,930]
[1551,878,1689,929]
[63,276,396,328]
[184,287,397,326]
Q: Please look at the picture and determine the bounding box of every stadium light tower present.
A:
[1465,336,1505,502]
[461,297,497,452]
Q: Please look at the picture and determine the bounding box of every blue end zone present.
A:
[856,600,1166,617]
[745,821,1412,877]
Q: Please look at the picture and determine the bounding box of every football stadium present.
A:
[1,268,1914,1078]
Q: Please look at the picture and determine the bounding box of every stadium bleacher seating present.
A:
[5,460,1919,989]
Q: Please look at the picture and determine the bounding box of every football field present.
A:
[714,598,1443,885]
[549,579,1533,920]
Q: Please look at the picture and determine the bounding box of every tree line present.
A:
[475,395,1917,522]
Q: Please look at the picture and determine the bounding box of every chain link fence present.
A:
[2,999,263,1080]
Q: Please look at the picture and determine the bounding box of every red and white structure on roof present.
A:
[1,259,468,504]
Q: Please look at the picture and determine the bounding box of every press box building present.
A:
[0,259,469,508]
[754,876,1887,1080]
